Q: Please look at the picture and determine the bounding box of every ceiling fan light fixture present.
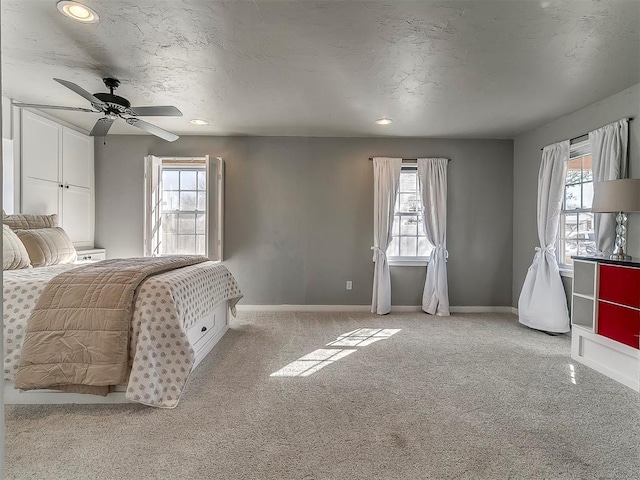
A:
[57,1,100,24]
[190,119,209,126]
[374,117,393,125]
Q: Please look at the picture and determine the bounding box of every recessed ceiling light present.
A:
[57,1,100,23]
[374,118,393,125]
[190,119,209,126]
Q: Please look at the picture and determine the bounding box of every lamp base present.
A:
[609,253,632,261]
[610,212,631,262]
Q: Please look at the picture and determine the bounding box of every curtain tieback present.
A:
[371,246,386,262]
[534,245,555,259]
[433,244,449,259]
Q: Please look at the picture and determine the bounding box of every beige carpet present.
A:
[5,311,640,479]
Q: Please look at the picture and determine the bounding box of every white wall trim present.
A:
[511,307,519,315]
[236,305,517,314]
[237,305,371,312]
[391,306,422,312]
[450,306,516,314]
[559,268,574,279]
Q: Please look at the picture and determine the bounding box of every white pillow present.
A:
[3,225,32,270]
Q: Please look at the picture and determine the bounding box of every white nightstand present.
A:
[75,248,106,262]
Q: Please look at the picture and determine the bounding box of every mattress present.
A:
[3,260,243,408]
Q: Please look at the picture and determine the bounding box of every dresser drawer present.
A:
[186,311,218,353]
[597,301,640,349]
[75,248,106,263]
[599,264,640,309]
[77,251,106,262]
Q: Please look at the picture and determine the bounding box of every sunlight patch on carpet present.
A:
[326,328,401,347]
[270,328,401,377]
[270,349,356,377]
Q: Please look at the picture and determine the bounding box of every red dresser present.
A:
[597,264,640,348]
[571,257,640,391]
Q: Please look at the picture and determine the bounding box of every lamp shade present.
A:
[592,178,640,213]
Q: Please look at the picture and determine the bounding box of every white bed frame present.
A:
[4,300,230,405]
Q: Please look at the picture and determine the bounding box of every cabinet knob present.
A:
[65,185,70,189]
[59,184,63,188]
[201,326,207,333]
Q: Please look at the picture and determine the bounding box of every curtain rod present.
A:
[540,117,634,151]
[367,158,451,162]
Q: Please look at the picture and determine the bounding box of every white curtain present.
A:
[371,157,402,315]
[589,119,629,255]
[418,158,450,316]
[518,141,570,333]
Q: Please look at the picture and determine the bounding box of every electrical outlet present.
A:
[346,280,353,290]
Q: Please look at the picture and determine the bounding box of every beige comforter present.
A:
[14,256,208,395]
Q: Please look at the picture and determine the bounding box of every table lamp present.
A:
[591,178,640,261]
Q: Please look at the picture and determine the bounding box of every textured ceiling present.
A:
[1,0,639,138]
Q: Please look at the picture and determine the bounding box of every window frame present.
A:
[557,139,593,270]
[160,162,209,257]
[387,166,433,267]
[144,155,210,257]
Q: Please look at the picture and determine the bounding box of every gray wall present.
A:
[96,136,513,306]
[512,83,640,307]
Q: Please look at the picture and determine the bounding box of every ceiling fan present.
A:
[13,77,183,142]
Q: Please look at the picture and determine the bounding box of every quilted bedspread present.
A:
[3,260,243,408]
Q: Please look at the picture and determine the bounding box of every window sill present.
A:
[559,267,573,279]
[389,258,430,267]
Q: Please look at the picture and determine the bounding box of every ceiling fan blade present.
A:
[54,78,106,107]
[12,103,97,113]
[129,106,183,117]
[125,118,179,142]
[89,118,115,137]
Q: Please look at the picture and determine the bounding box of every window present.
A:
[558,140,595,267]
[386,168,433,265]
[144,156,210,257]
[161,164,208,255]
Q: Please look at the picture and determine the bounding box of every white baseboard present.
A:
[237,305,370,312]
[450,306,515,314]
[236,305,517,314]
[511,307,518,315]
[391,306,422,312]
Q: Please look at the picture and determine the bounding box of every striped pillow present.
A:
[3,213,58,230]
[15,227,77,267]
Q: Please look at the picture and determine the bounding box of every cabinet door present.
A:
[22,176,61,216]
[599,264,640,309]
[62,186,92,245]
[22,110,61,183]
[62,127,93,189]
[597,301,640,349]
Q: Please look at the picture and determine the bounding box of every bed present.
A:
[3,259,243,408]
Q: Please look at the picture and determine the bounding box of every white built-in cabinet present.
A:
[571,258,640,391]
[20,110,94,248]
